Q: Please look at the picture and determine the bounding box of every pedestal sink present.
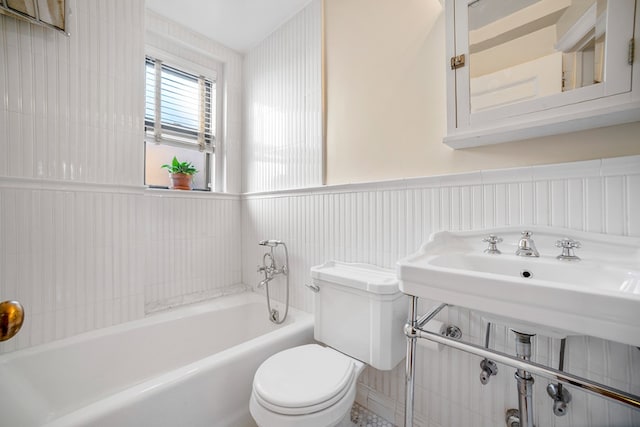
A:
[397,226,640,347]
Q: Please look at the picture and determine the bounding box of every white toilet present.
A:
[250,261,407,427]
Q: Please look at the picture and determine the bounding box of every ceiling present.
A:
[146,0,313,53]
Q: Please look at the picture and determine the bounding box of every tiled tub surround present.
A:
[0,180,242,354]
[0,0,246,354]
[242,155,640,427]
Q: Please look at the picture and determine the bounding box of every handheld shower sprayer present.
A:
[257,239,290,324]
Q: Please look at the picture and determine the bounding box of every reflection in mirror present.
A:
[467,0,606,112]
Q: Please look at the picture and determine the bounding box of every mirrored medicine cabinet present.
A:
[444,0,640,148]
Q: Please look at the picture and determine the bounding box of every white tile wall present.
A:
[0,1,244,354]
[0,0,145,185]
[0,181,243,354]
[138,191,243,313]
[243,0,323,193]
[241,155,640,427]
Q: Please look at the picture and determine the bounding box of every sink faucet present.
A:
[516,231,539,257]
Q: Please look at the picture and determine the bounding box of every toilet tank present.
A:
[310,261,408,371]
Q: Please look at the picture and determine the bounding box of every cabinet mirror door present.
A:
[451,0,635,130]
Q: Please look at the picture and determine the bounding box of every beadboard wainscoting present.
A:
[0,179,242,354]
[242,155,640,427]
[243,0,323,193]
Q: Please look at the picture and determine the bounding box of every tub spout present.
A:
[257,264,271,289]
[258,277,272,288]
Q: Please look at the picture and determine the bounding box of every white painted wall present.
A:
[243,0,323,193]
[324,0,640,185]
[242,155,640,426]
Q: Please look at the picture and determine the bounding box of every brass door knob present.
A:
[0,300,24,342]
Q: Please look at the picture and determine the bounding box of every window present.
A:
[144,56,216,190]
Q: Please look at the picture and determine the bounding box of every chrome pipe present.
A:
[546,337,572,416]
[411,319,640,410]
[404,296,418,427]
[405,301,446,427]
[516,372,534,427]
[416,303,447,329]
[513,331,535,427]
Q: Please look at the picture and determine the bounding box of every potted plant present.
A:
[161,156,198,190]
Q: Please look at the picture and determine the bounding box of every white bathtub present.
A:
[0,292,314,427]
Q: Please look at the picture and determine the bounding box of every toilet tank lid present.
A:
[311,261,400,295]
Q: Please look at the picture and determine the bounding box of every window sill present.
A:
[144,187,239,199]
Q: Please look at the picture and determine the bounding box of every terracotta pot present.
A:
[170,173,192,190]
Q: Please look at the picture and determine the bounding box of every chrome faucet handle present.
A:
[555,238,581,261]
[482,235,503,254]
[555,238,581,249]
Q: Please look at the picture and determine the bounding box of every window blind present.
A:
[145,57,215,153]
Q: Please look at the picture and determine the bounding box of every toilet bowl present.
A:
[249,344,365,427]
[249,261,407,427]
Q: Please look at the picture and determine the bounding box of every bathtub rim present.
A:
[0,291,314,426]
[0,291,309,361]
[43,303,314,427]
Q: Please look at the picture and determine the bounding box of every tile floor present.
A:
[350,403,395,427]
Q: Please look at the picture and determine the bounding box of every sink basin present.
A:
[397,226,640,347]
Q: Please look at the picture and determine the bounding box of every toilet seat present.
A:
[252,344,357,415]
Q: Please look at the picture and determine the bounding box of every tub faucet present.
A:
[257,252,276,288]
[257,239,291,324]
[516,231,539,257]
[257,248,289,289]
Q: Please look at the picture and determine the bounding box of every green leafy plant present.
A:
[161,156,198,175]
